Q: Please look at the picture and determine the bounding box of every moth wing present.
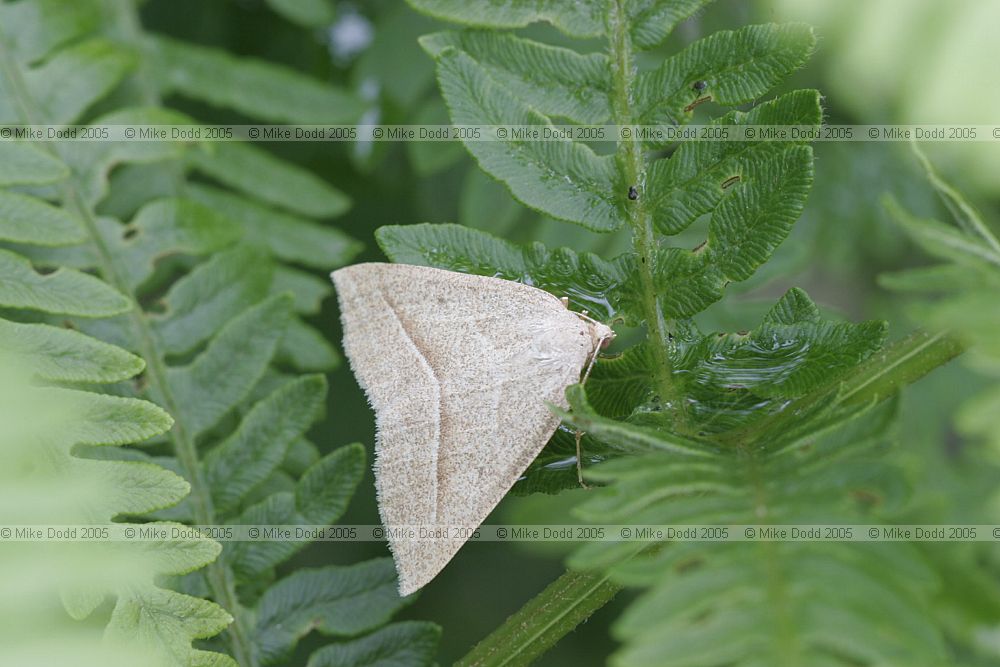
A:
[333,263,593,594]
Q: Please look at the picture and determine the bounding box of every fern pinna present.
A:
[385,1,965,664]
[881,152,1000,667]
[0,2,438,666]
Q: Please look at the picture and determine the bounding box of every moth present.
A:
[332,263,613,594]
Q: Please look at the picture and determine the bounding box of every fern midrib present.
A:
[456,568,622,667]
[606,0,686,430]
[494,572,615,667]
[112,6,262,663]
[0,33,255,667]
[742,448,802,666]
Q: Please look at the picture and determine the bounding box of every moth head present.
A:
[591,321,615,350]
[572,310,615,351]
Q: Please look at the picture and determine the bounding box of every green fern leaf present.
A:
[644,90,821,234]
[18,39,135,123]
[165,295,293,437]
[407,0,603,38]
[228,444,366,580]
[103,536,237,667]
[151,245,273,356]
[377,223,629,320]
[0,0,101,65]
[0,288,228,667]
[433,47,620,231]
[254,559,414,665]
[421,31,612,124]
[627,0,713,50]
[634,24,816,125]
[0,190,85,244]
[0,140,69,184]
[883,196,1000,269]
[187,185,362,269]
[566,393,947,665]
[204,375,327,516]
[305,622,442,667]
[401,2,967,663]
[187,143,351,219]
[585,343,657,420]
[0,248,131,315]
[883,151,1000,443]
[105,198,241,291]
[0,319,142,382]
[645,147,814,319]
[1,3,430,664]
[145,35,364,124]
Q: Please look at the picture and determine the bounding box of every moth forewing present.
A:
[332,262,613,594]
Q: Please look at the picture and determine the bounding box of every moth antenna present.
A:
[574,309,603,329]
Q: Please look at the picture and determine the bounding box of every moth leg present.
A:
[575,429,590,489]
[575,332,613,489]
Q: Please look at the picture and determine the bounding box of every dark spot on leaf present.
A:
[628,185,639,200]
[721,175,741,189]
[851,488,882,509]
[692,80,707,92]
[123,227,139,241]
[676,556,704,574]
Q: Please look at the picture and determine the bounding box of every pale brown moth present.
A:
[332,263,613,594]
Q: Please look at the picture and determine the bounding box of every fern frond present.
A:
[400,2,964,663]
[2,1,436,664]
[880,156,1000,662]
[0,137,224,667]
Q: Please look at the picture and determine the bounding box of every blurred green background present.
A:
[139,0,1000,662]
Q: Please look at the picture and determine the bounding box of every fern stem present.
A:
[606,0,686,427]
[455,569,622,667]
[743,453,801,665]
[75,199,257,667]
[0,32,256,667]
